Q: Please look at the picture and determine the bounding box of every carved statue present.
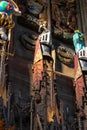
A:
[18,0,77,44]
[73,30,85,53]
[0,0,21,41]
[66,1,76,31]
[0,0,21,16]
[51,0,76,34]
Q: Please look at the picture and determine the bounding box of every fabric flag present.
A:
[33,60,43,91]
[33,38,43,91]
[34,38,43,64]
[74,55,84,108]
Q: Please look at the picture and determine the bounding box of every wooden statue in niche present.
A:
[17,0,77,44]
[66,1,76,31]
[18,0,77,33]
[51,0,76,33]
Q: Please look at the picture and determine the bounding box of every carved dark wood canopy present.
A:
[17,0,77,44]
